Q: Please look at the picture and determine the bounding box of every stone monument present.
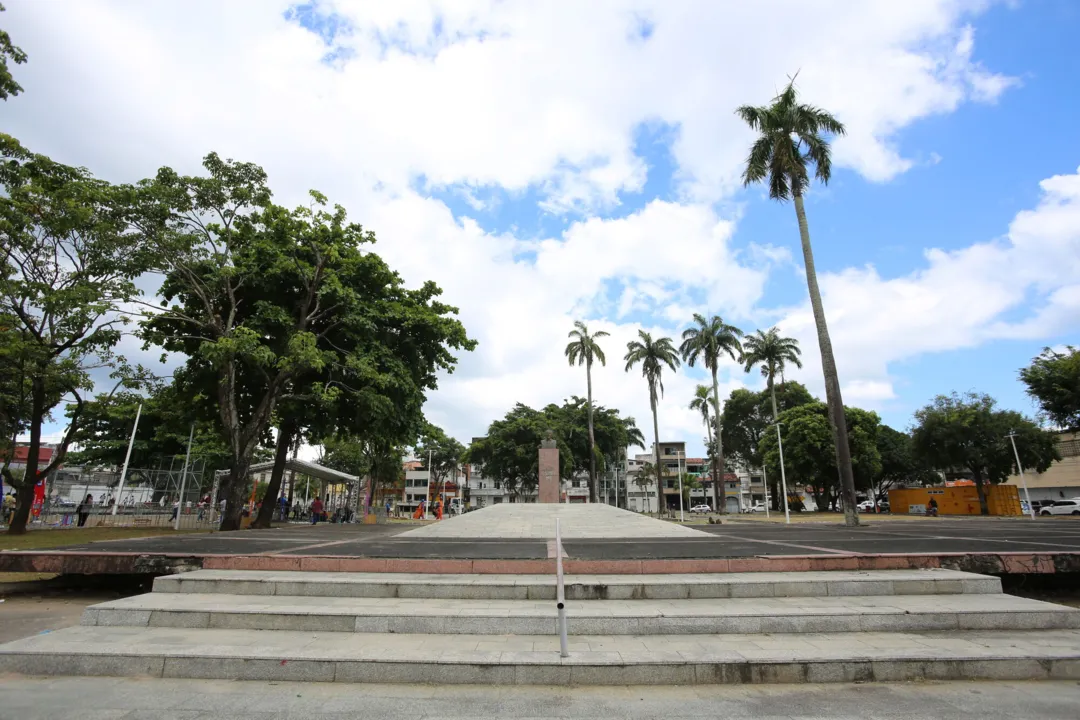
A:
[538,428,560,503]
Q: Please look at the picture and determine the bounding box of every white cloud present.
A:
[776,165,1080,416]
[4,0,1047,457]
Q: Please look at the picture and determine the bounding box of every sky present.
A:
[5,0,1080,460]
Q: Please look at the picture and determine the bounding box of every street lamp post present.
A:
[775,422,791,525]
[112,403,142,516]
[1007,431,1036,520]
[677,450,685,523]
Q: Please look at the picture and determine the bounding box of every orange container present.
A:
[888,484,1021,516]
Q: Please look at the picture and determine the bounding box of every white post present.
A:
[762,466,770,518]
[174,424,195,530]
[425,449,433,520]
[677,451,685,522]
[112,403,142,516]
[555,517,569,658]
[1007,432,1036,520]
[776,423,791,525]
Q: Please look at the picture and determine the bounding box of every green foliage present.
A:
[679,314,742,375]
[735,77,846,200]
[1019,346,1080,431]
[466,400,641,499]
[721,382,814,469]
[0,135,147,532]
[416,423,465,487]
[0,4,26,101]
[758,401,881,506]
[127,154,474,529]
[741,327,803,416]
[565,320,609,501]
[624,330,680,513]
[911,393,1060,500]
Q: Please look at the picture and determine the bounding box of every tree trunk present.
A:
[586,360,598,503]
[710,368,724,514]
[793,193,859,527]
[219,460,252,531]
[650,391,663,516]
[973,469,989,516]
[6,378,46,536]
[251,419,296,529]
[769,374,780,510]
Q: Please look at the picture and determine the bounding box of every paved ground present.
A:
[401,504,710,539]
[2,514,1080,561]
[0,677,1077,719]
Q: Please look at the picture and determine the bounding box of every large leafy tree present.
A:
[0,4,26,101]
[759,401,880,512]
[737,79,858,525]
[0,136,146,534]
[625,330,680,515]
[565,321,609,503]
[1019,346,1080,431]
[466,404,573,500]
[911,392,1059,515]
[130,155,471,530]
[249,250,474,529]
[721,381,814,509]
[680,314,742,514]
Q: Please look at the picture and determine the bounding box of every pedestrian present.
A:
[385,498,392,518]
[76,493,93,527]
[310,496,324,525]
[2,491,15,524]
[170,498,179,521]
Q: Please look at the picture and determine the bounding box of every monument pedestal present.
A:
[538,430,560,503]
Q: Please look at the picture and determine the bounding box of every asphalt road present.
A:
[9,516,1080,560]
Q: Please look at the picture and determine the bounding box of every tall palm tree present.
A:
[689,384,718,507]
[565,321,609,503]
[624,330,680,516]
[736,78,859,526]
[680,314,742,514]
[742,327,803,510]
[742,328,803,422]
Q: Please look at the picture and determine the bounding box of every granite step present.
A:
[152,568,1002,600]
[83,591,1079,635]
[2,626,1078,685]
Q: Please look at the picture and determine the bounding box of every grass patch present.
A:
[0,526,206,552]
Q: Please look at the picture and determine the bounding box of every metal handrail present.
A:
[555,517,569,658]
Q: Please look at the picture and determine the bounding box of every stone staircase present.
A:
[2,568,1079,685]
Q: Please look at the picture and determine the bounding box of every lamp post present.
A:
[1006,431,1036,520]
[775,422,791,525]
[676,450,685,523]
[112,403,142,516]
[424,448,433,520]
[174,424,194,530]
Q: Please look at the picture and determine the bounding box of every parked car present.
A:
[742,502,766,513]
[857,500,890,513]
[1039,499,1080,516]
[689,504,712,513]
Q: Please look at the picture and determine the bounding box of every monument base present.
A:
[538,447,559,503]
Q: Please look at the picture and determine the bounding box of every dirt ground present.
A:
[0,575,151,643]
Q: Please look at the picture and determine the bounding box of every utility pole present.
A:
[174,424,194,530]
[424,448,433,520]
[1007,431,1036,520]
[112,404,142,516]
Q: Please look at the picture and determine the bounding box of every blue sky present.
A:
[6,0,1080,455]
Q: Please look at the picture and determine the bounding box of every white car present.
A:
[743,502,766,513]
[1039,499,1080,516]
[689,504,712,513]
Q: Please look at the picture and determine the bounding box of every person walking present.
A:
[76,494,93,527]
[310,496,324,525]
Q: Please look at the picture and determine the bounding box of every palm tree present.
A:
[634,462,655,513]
[742,328,803,422]
[624,330,680,516]
[680,314,742,514]
[565,321,609,503]
[689,384,718,508]
[736,78,859,526]
[742,327,803,510]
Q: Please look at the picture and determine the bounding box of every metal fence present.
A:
[19,457,218,530]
